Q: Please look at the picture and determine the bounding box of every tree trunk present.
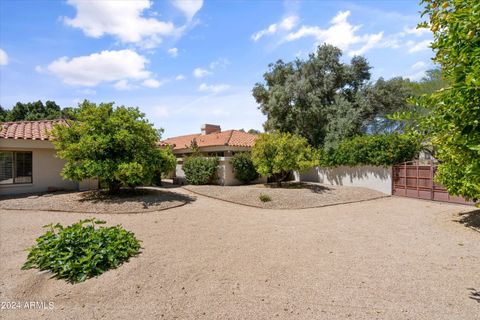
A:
[108,181,121,194]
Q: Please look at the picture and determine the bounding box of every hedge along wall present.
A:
[295,134,420,194]
[318,134,420,168]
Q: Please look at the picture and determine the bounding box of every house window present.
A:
[0,151,32,184]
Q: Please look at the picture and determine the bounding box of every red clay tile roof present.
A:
[161,130,257,151]
[0,119,67,141]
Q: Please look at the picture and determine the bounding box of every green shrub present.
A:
[259,194,271,202]
[319,134,420,167]
[230,153,259,184]
[22,218,141,283]
[182,156,219,185]
[252,132,316,184]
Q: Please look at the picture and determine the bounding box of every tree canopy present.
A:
[0,100,75,122]
[252,44,416,148]
[52,100,176,193]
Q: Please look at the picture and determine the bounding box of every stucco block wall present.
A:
[175,157,266,186]
[295,165,392,195]
[0,147,78,195]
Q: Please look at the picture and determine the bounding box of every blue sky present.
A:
[0,0,434,138]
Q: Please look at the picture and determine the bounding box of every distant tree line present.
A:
[0,100,75,122]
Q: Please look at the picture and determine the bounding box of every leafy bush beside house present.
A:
[22,218,141,283]
[230,153,259,184]
[319,134,420,167]
[51,100,176,194]
[182,156,220,185]
[252,132,316,184]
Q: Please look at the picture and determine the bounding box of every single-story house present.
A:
[161,124,265,185]
[0,120,97,195]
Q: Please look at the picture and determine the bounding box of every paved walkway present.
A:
[1,188,479,319]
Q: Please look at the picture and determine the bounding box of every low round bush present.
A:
[259,194,272,202]
[22,218,141,283]
[230,153,259,184]
[182,156,219,185]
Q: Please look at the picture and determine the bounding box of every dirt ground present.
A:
[0,187,479,320]
[184,182,387,209]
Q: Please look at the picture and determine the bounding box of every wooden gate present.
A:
[392,161,474,205]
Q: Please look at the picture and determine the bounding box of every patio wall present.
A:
[294,165,392,195]
[175,157,266,186]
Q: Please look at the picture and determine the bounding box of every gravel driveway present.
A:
[184,183,387,209]
[0,187,479,320]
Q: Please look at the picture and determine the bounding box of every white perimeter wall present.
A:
[295,165,392,195]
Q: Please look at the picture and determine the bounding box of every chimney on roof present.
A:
[201,124,221,135]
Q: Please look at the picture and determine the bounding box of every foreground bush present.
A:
[183,156,219,185]
[252,133,316,184]
[22,218,141,283]
[230,153,259,184]
[319,134,420,167]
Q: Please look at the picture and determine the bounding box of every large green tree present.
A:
[52,100,176,193]
[0,106,7,122]
[412,0,479,201]
[252,44,415,148]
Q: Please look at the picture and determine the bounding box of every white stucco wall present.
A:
[1,140,78,195]
[295,165,392,195]
[175,157,266,186]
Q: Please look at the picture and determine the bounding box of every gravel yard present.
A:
[184,182,387,209]
[0,188,194,214]
[0,189,478,320]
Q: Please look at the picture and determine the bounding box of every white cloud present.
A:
[114,79,132,90]
[64,0,178,48]
[153,105,170,118]
[143,78,168,88]
[191,58,229,80]
[283,11,384,56]
[405,70,427,81]
[38,49,151,87]
[251,15,299,41]
[77,88,96,95]
[0,48,8,66]
[404,26,431,37]
[171,0,203,20]
[167,47,178,57]
[175,74,186,80]
[411,61,427,70]
[209,57,229,69]
[407,39,431,53]
[348,32,383,56]
[193,67,211,78]
[404,60,430,81]
[198,83,230,94]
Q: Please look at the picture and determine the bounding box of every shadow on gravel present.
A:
[263,182,332,194]
[457,210,480,232]
[467,288,480,303]
[78,188,196,207]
